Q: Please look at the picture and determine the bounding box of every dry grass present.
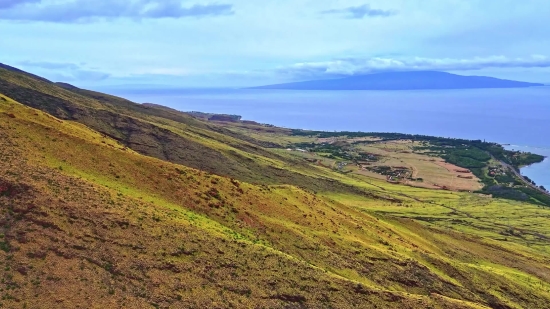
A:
[1,92,550,308]
[355,140,483,191]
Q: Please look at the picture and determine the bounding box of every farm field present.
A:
[356,140,483,191]
[276,139,483,192]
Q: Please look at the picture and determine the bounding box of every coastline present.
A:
[503,144,550,189]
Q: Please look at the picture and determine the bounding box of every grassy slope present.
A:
[0,66,379,197]
[2,86,550,308]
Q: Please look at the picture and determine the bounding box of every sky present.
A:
[1,0,550,88]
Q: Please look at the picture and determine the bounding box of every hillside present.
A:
[251,71,544,90]
[1,66,550,308]
[0,64,358,193]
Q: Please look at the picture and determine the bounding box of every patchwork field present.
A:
[356,140,483,191]
[278,139,483,192]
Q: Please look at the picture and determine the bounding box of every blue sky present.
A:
[1,0,550,88]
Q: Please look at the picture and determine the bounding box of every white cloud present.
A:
[279,55,550,79]
[0,0,40,9]
[321,4,395,19]
[2,0,550,86]
[17,60,110,81]
[0,0,233,22]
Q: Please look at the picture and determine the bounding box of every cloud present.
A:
[321,4,395,19]
[278,55,550,80]
[0,0,40,9]
[72,70,110,81]
[143,2,233,19]
[18,60,80,70]
[17,60,110,81]
[0,0,234,22]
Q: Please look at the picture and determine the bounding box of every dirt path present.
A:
[410,165,419,178]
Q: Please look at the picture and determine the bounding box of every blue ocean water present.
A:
[103,86,550,187]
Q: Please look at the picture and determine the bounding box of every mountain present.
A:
[0,63,52,83]
[252,71,544,90]
[1,64,550,308]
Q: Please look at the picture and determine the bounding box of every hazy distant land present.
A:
[251,71,544,90]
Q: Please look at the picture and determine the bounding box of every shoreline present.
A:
[503,144,550,190]
[157,101,550,197]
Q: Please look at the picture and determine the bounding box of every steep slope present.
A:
[251,71,543,90]
[2,84,550,307]
[0,65,371,195]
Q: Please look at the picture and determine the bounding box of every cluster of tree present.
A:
[511,152,546,167]
[524,176,536,185]
[291,142,352,160]
[480,185,530,202]
[451,148,491,162]
[516,187,550,206]
[187,111,242,122]
[494,173,522,185]
[444,154,486,169]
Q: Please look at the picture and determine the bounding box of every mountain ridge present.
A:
[251,70,544,90]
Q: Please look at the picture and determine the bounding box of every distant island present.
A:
[251,71,544,90]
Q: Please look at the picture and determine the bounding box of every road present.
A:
[497,158,550,197]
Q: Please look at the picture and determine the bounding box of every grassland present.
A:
[1,64,550,308]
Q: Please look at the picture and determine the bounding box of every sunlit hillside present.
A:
[1,66,550,308]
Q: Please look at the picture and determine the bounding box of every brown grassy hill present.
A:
[0,92,490,309]
[2,74,550,308]
[0,65,376,196]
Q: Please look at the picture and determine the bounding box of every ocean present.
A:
[103,86,550,188]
